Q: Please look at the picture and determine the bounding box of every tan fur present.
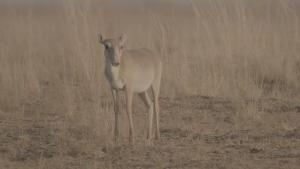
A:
[98,34,162,145]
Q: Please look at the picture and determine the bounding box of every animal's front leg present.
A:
[125,88,134,145]
[111,89,119,143]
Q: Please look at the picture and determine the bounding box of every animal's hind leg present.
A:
[152,78,161,140]
[139,91,154,145]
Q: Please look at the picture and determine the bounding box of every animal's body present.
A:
[99,34,162,145]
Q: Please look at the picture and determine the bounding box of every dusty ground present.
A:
[0,94,299,169]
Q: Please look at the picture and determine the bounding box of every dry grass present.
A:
[1,0,300,108]
[0,0,300,168]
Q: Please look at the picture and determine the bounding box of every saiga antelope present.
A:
[98,34,162,145]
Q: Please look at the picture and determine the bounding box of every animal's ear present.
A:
[118,34,127,46]
[98,33,104,44]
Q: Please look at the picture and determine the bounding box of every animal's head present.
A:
[98,34,126,66]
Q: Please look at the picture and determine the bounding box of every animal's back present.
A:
[121,49,161,93]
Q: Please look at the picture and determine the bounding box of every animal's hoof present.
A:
[145,139,153,146]
[129,137,135,146]
[155,133,160,140]
[114,138,119,146]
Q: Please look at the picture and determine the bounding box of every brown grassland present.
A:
[0,0,300,168]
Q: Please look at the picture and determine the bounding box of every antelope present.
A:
[98,34,162,145]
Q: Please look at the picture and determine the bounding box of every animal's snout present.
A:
[112,62,120,66]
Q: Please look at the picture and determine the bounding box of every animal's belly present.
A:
[130,73,154,93]
[132,82,151,93]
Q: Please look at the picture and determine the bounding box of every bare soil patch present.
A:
[0,96,299,169]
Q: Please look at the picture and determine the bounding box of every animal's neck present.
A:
[105,62,125,89]
[110,65,120,79]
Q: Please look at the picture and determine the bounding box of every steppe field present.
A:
[0,0,300,168]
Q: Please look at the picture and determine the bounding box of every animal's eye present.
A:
[105,45,109,49]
